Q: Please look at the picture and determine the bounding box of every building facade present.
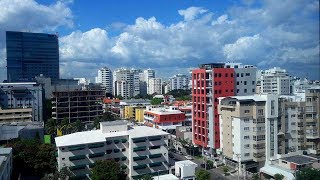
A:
[305,88,320,154]
[261,67,290,95]
[144,106,186,131]
[6,31,59,82]
[113,68,135,99]
[218,94,279,170]
[0,108,32,124]
[97,67,113,94]
[148,78,162,95]
[51,89,104,123]
[0,82,43,122]
[0,148,12,180]
[55,121,169,179]
[170,74,189,91]
[191,63,235,149]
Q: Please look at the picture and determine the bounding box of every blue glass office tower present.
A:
[6,31,59,82]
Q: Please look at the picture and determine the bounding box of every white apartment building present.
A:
[144,69,155,94]
[261,67,290,95]
[148,78,162,95]
[225,63,257,96]
[55,121,169,180]
[278,95,306,154]
[0,148,12,180]
[97,67,113,94]
[218,94,279,171]
[170,74,189,90]
[113,68,134,98]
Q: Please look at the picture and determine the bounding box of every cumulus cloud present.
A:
[178,7,208,21]
[0,0,73,80]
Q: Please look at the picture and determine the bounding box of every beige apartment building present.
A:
[305,87,320,154]
[0,108,32,124]
[218,94,279,171]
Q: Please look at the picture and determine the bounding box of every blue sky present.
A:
[0,0,319,81]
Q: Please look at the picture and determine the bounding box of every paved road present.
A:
[169,152,238,180]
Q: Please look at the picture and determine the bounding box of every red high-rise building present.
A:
[192,63,235,149]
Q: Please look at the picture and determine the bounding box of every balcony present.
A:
[306,132,320,139]
[68,145,86,151]
[133,146,147,152]
[69,155,86,161]
[88,143,104,149]
[88,152,105,158]
[133,138,146,143]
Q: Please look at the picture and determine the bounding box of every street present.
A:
[169,152,239,180]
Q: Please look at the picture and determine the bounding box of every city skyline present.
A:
[0,0,319,82]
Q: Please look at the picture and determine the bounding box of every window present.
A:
[244,144,250,148]
[241,73,244,77]
[252,81,255,85]
[244,81,247,85]
[244,110,250,113]
[252,89,255,93]
[237,81,239,85]
[244,127,249,131]
[244,89,247,93]
[244,136,250,140]
[243,118,249,123]
[258,109,264,115]
[237,73,239,77]
[244,153,250,157]
[245,73,250,76]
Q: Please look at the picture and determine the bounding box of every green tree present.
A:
[251,173,260,180]
[45,118,56,135]
[93,117,101,129]
[151,98,163,105]
[91,160,125,180]
[196,169,210,180]
[101,111,116,121]
[7,139,56,178]
[274,173,284,180]
[73,120,85,132]
[296,167,320,180]
[140,174,153,180]
[206,160,214,169]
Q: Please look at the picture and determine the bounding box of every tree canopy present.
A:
[6,139,56,178]
[274,173,284,180]
[296,167,320,180]
[166,89,191,100]
[91,160,125,180]
[196,169,210,180]
[151,98,163,105]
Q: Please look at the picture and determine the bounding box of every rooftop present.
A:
[175,160,198,167]
[100,120,127,126]
[55,125,169,147]
[152,174,179,180]
[282,155,317,165]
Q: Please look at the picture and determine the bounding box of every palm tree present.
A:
[45,118,57,135]
[73,120,85,132]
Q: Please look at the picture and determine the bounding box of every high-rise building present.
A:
[227,63,257,96]
[191,63,256,151]
[131,69,142,97]
[305,87,320,154]
[261,67,290,95]
[144,69,155,94]
[113,68,134,99]
[218,94,279,170]
[191,63,235,150]
[0,82,43,122]
[55,121,169,179]
[6,31,59,82]
[148,78,162,95]
[170,74,189,90]
[97,67,113,94]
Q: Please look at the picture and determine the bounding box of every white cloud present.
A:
[178,7,208,21]
[60,28,110,60]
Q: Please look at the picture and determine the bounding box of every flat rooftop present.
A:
[55,126,169,147]
[175,160,198,166]
[282,155,317,164]
[152,174,178,180]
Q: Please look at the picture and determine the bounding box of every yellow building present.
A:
[135,108,145,122]
[124,106,145,122]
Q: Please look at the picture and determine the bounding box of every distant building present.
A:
[261,67,290,95]
[6,31,59,82]
[0,148,12,180]
[51,89,104,123]
[113,68,134,99]
[55,121,169,179]
[124,106,145,122]
[148,78,162,95]
[0,122,44,141]
[170,74,189,90]
[97,67,113,94]
[0,82,43,122]
[0,107,32,124]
